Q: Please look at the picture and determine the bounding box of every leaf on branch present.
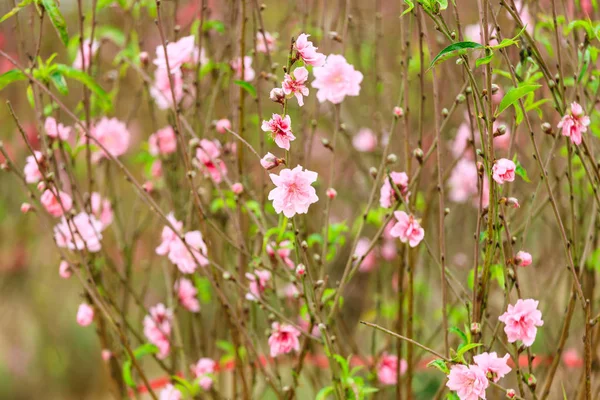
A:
[0,69,27,91]
[427,358,450,374]
[429,41,483,69]
[40,0,69,46]
[495,84,541,117]
[233,80,257,98]
[0,0,33,23]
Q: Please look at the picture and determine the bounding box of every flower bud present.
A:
[295,264,306,277]
[386,153,397,164]
[541,122,553,135]
[393,106,404,117]
[269,88,285,104]
[413,148,424,163]
[456,94,466,104]
[491,83,500,94]
[326,188,337,199]
[441,108,449,118]
[506,389,516,399]
[527,374,537,389]
[20,202,32,213]
[231,182,244,195]
[139,51,149,65]
[369,167,378,178]
[470,322,481,335]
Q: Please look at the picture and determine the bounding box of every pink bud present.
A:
[215,119,232,134]
[515,251,532,267]
[326,188,337,199]
[295,264,306,277]
[232,182,244,195]
[101,349,112,361]
[139,51,149,64]
[507,197,520,208]
[143,181,153,193]
[37,182,46,191]
[20,202,32,213]
[76,303,94,327]
[506,389,516,399]
[59,260,72,279]
[393,106,404,117]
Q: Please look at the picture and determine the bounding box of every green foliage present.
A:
[122,344,159,387]
[427,358,449,374]
[40,0,69,46]
[317,354,378,399]
[429,42,483,69]
[495,84,541,117]
[233,80,257,98]
[0,0,33,23]
[0,69,27,91]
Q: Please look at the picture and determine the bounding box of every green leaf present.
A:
[204,20,225,34]
[0,0,32,23]
[515,161,531,182]
[54,64,111,110]
[449,326,468,344]
[436,0,448,10]
[490,25,527,51]
[565,19,594,38]
[49,71,68,95]
[95,26,126,47]
[0,69,27,91]
[475,49,494,68]
[429,41,483,69]
[233,80,257,98]
[122,344,159,387]
[456,342,482,358]
[316,386,335,400]
[401,0,414,16]
[40,0,69,46]
[495,84,541,117]
[427,359,450,374]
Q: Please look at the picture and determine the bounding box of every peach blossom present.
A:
[261,114,296,150]
[380,172,409,208]
[24,151,43,184]
[295,33,326,67]
[44,117,71,141]
[499,299,543,347]
[215,118,232,134]
[282,67,309,106]
[473,352,511,382]
[268,165,319,218]
[312,54,363,104]
[492,158,516,184]
[256,31,277,53]
[149,126,177,156]
[268,322,300,357]
[175,278,200,312]
[59,260,71,279]
[515,251,532,267]
[191,358,216,390]
[196,139,228,183]
[377,353,407,385]
[54,212,104,252]
[557,102,590,145]
[40,189,73,217]
[446,364,488,400]
[390,211,424,247]
[151,68,184,110]
[89,117,131,162]
[245,269,271,301]
[76,303,94,326]
[352,128,377,152]
[231,56,255,81]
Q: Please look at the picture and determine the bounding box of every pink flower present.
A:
[393,106,404,117]
[257,31,277,53]
[515,251,532,267]
[151,68,184,110]
[381,240,397,261]
[473,352,511,382]
[377,353,407,385]
[89,118,131,162]
[151,160,163,178]
[492,158,516,184]
[101,349,112,361]
[231,56,255,82]
[168,231,210,273]
[44,117,71,141]
[40,189,73,217]
[562,348,584,368]
[261,114,296,150]
[499,299,544,347]
[59,260,71,279]
[191,358,216,390]
[354,237,377,272]
[260,152,281,170]
[446,364,489,400]
[215,119,232,134]
[390,211,425,248]
[380,172,409,208]
[76,303,94,327]
[267,240,295,269]
[312,54,363,104]
[449,159,489,208]
[90,192,114,227]
[20,202,32,213]
[156,213,183,255]
[231,182,244,195]
[245,269,272,301]
[149,126,177,156]
[295,33,326,67]
[24,151,43,184]
[154,35,197,72]
[54,212,104,252]
[268,322,301,357]
[557,102,590,145]
[268,165,319,218]
[282,67,309,107]
[143,303,173,359]
[175,278,200,312]
[352,128,377,152]
[196,139,228,183]
[73,39,99,70]
[160,384,181,400]
[326,188,337,199]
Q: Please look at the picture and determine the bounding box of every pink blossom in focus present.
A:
[149,126,177,156]
[232,182,244,195]
[294,33,326,67]
[260,152,280,170]
[380,171,409,208]
[473,352,511,382]
[390,211,425,248]
[159,384,181,400]
[73,39,99,70]
[196,139,228,183]
[498,299,544,347]
[267,240,295,269]
[282,67,309,107]
[191,358,216,390]
[54,212,104,253]
[59,260,71,279]
[557,102,590,145]
[143,303,173,359]
[40,189,73,217]
[44,117,71,141]
[492,158,516,184]
[377,353,407,385]
[261,114,296,150]
[151,68,184,110]
[446,364,489,400]
[231,56,255,82]
[76,303,94,326]
[257,31,277,53]
[245,269,272,301]
[89,118,131,162]
[175,278,200,312]
[515,251,532,267]
[352,128,377,152]
[24,151,43,184]
[268,165,319,218]
[215,119,232,134]
[154,35,197,72]
[90,192,114,227]
[354,237,377,272]
[268,322,301,357]
[312,54,363,104]
[167,231,210,273]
